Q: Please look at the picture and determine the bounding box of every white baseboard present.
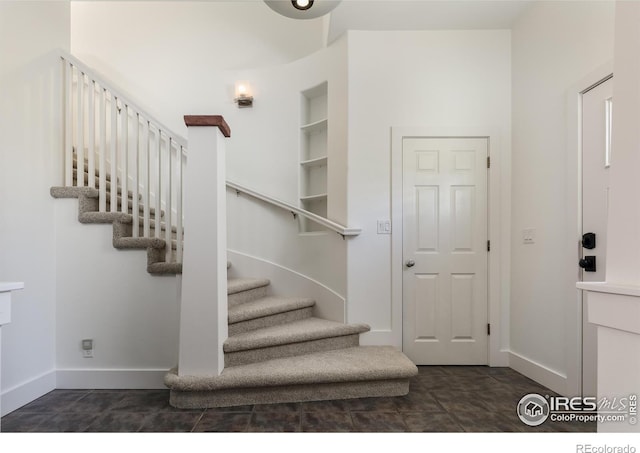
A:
[1,369,56,416]
[509,350,567,395]
[359,329,401,348]
[56,368,170,389]
[490,348,510,367]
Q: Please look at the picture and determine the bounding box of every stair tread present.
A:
[228,296,315,325]
[165,346,418,391]
[224,317,369,352]
[227,278,270,295]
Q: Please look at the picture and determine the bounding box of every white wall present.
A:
[0,1,70,414]
[605,0,640,286]
[225,37,349,316]
[584,2,640,431]
[70,1,325,139]
[227,194,348,322]
[510,1,615,394]
[346,30,512,350]
[70,1,339,205]
[54,200,180,388]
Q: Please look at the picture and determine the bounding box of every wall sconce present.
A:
[234,81,253,108]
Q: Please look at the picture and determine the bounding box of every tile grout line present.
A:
[190,410,207,432]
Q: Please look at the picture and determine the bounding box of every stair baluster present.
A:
[57,53,188,270]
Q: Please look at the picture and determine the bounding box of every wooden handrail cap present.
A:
[184,115,231,137]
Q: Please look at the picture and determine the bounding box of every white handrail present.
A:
[226,181,361,237]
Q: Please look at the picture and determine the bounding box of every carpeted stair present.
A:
[52,153,418,409]
[164,278,418,408]
[51,155,182,275]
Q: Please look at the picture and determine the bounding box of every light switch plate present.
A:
[523,228,536,244]
[377,220,391,234]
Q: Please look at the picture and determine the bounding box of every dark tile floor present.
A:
[1,366,596,433]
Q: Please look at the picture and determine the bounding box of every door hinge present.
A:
[487,156,491,168]
[487,240,490,252]
[487,323,491,336]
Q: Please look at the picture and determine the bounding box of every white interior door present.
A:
[581,76,612,397]
[402,137,488,365]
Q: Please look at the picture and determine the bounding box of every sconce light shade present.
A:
[264,0,341,20]
[235,81,253,108]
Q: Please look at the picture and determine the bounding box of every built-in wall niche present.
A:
[299,81,328,232]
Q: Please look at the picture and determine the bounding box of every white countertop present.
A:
[577,281,640,298]
[0,282,24,292]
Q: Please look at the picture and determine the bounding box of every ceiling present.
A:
[327,0,534,43]
[70,1,535,50]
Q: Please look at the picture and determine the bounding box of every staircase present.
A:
[51,152,417,409]
[52,52,418,411]
[165,277,417,409]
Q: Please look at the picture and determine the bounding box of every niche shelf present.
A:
[299,82,328,232]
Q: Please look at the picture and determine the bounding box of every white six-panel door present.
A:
[402,137,488,365]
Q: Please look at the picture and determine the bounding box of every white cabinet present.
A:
[0,282,22,326]
[299,82,328,232]
[0,282,23,424]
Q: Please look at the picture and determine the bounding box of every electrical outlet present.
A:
[377,220,392,234]
[523,228,536,245]
[82,339,93,358]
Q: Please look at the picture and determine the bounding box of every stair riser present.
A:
[72,168,163,217]
[137,228,181,244]
[73,170,116,183]
[73,154,120,181]
[228,286,269,307]
[105,201,163,218]
[147,246,182,272]
[169,379,410,409]
[224,334,360,367]
[228,307,314,336]
[72,181,129,200]
[115,223,181,251]
[73,175,135,200]
[74,189,163,219]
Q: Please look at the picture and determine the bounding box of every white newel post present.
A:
[178,116,230,376]
[0,282,24,425]
[577,1,640,433]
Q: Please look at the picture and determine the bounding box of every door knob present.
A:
[579,256,596,272]
[405,260,415,268]
[582,232,596,250]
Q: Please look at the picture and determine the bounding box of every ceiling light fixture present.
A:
[264,0,341,20]
[292,0,313,11]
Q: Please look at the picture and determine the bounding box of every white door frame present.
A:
[391,126,509,367]
[565,62,614,397]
